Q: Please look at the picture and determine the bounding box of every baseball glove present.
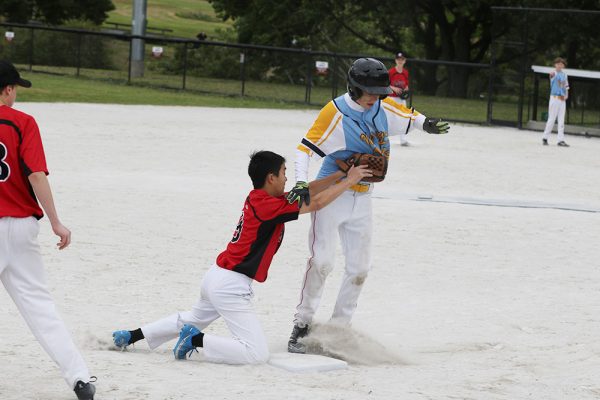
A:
[335,153,388,183]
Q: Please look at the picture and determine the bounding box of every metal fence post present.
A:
[127,38,132,84]
[76,33,82,77]
[28,28,34,71]
[517,11,529,129]
[487,63,494,124]
[532,73,539,120]
[240,48,246,97]
[331,56,337,100]
[487,13,495,124]
[182,42,188,90]
[305,51,312,104]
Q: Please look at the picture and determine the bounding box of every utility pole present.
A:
[130,0,147,78]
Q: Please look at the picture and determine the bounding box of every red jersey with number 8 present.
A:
[0,106,47,219]
[216,189,300,282]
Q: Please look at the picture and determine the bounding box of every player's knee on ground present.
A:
[246,343,269,364]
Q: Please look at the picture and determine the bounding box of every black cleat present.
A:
[74,379,96,400]
[542,139,548,146]
[557,141,570,147]
[288,324,309,354]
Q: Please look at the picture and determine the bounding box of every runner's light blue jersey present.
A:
[296,93,426,182]
[550,71,569,97]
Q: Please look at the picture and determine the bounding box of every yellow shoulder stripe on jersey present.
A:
[306,102,340,145]
[383,104,417,120]
[382,96,409,111]
[382,97,421,118]
[317,114,342,147]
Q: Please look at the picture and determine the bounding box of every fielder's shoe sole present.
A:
[542,139,548,146]
[557,141,570,147]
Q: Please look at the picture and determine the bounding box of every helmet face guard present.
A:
[347,58,393,100]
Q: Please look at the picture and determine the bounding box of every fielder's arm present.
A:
[299,165,371,215]
[28,171,72,250]
[285,148,312,207]
[288,102,345,207]
[307,170,345,196]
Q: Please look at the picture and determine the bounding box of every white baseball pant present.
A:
[294,189,373,327]
[542,96,566,142]
[0,217,90,389]
[141,264,269,364]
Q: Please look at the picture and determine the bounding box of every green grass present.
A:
[105,0,232,39]
[16,66,520,122]
[16,70,315,109]
[413,95,492,123]
[18,69,600,127]
[19,64,576,125]
[19,64,487,120]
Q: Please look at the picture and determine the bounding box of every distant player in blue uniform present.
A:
[542,57,570,147]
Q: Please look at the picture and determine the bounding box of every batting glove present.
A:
[424,117,449,134]
[399,90,410,100]
[286,181,310,208]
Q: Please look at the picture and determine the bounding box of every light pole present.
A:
[130,0,147,78]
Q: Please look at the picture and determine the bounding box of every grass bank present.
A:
[17,71,314,110]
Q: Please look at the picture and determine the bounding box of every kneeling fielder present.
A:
[113,151,370,364]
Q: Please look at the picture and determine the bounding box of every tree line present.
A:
[2,0,599,98]
[208,0,600,97]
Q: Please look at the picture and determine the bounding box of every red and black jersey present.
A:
[0,105,47,219]
[388,67,410,97]
[216,189,300,282]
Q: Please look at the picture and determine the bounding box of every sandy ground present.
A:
[1,103,599,400]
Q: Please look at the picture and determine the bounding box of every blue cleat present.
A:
[173,324,201,359]
[112,330,131,349]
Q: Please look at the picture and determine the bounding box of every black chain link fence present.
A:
[0,22,503,125]
[491,7,600,132]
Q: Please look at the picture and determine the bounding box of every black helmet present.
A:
[347,58,392,100]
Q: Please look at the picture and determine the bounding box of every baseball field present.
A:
[1,103,599,399]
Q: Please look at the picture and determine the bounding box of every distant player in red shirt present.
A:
[112,151,371,364]
[0,60,96,400]
[388,52,411,145]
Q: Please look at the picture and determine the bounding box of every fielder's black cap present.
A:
[0,60,32,88]
[395,52,406,59]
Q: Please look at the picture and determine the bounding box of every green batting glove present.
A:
[424,117,450,134]
[286,181,310,208]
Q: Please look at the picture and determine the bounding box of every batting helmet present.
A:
[347,58,392,100]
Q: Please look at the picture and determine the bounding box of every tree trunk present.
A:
[447,66,469,98]
[414,14,440,95]
[446,15,472,97]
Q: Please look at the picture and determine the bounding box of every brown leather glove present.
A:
[335,153,388,183]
